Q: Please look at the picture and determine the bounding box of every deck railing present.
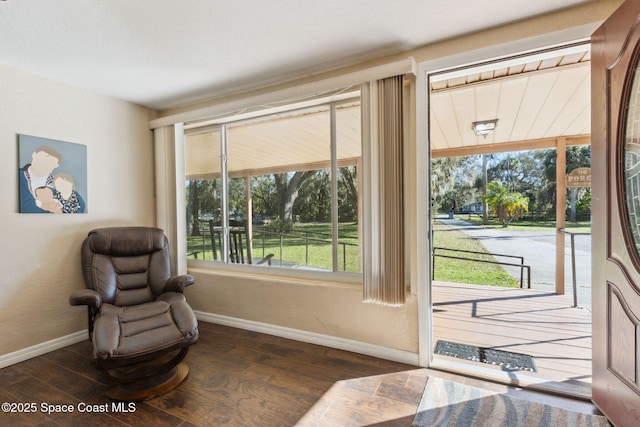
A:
[187,223,358,272]
[432,246,531,288]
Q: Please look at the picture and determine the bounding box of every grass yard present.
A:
[187,222,361,272]
[433,221,519,287]
[188,219,519,286]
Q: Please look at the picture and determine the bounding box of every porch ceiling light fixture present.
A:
[472,119,498,137]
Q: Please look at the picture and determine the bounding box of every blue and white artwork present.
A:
[18,134,87,214]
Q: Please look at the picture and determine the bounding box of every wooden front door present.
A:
[592,1,640,425]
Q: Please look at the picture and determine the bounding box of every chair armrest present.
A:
[69,289,102,308]
[166,275,195,293]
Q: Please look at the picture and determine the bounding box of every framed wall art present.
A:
[18,134,88,214]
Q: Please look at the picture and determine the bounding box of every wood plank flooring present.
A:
[0,321,601,426]
[432,281,593,395]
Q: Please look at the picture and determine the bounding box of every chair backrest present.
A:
[81,227,172,306]
[208,220,253,264]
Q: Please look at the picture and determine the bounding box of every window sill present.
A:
[187,258,363,288]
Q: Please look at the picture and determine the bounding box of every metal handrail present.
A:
[256,229,357,271]
[558,228,591,307]
[432,246,531,288]
[188,223,358,271]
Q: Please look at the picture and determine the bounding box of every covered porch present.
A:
[432,281,592,397]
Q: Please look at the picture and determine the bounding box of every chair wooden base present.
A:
[106,363,189,401]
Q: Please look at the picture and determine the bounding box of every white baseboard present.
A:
[0,315,420,370]
[194,311,420,366]
[0,330,88,369]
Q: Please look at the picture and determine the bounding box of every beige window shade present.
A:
[362,75,406,306]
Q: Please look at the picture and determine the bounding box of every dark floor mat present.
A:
[434,340,537,372]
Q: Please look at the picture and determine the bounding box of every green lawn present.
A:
[188,220,521,285]
[433,221,519,287]
[187,222,360,272]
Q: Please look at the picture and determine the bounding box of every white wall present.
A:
[186,267,419,354]
[0,64,156,356]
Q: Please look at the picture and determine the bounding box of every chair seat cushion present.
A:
[93,293,198,361]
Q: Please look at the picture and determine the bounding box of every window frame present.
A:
[184,93,363,280]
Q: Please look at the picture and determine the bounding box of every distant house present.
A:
[460,201,483,213]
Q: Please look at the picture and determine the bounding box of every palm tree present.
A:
[482,181,529,227]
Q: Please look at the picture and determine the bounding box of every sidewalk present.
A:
[436,217,592,309]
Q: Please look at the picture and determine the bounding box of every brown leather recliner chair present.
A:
[69,227,198,400]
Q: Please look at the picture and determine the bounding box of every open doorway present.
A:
[426,42,593,399]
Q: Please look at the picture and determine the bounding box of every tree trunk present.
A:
[274,171,315,222]
[187,181,200,236]
[340,167,358,221]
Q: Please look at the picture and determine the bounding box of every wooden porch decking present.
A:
[432,281,592,396]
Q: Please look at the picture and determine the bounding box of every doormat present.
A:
[434,340,537,372]
[412,377,610,427]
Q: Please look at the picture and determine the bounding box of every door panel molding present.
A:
[607,281,640,392]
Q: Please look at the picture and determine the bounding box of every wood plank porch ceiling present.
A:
[185,47,591,179]
[430,47,591,157]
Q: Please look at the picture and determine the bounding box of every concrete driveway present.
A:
[436,217,592,309]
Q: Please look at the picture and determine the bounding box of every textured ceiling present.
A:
[0,0,591,110]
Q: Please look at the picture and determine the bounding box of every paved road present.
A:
[436,217,592,309]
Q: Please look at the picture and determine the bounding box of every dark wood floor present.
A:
[0,321,602,426]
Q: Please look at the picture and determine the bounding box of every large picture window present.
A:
[184,96,362,274]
